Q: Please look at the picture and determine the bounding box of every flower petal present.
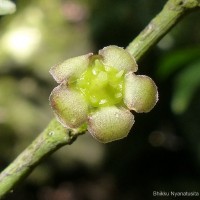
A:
[124,73,158,113]
[50,84,88,128]
[50,53,93,83]
[88,106,134,143]
[99,45,138,73]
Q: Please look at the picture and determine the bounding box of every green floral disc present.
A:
[74,59,125,107]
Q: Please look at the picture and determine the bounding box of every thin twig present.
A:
[126,0,200,61]
[0,119,85,199]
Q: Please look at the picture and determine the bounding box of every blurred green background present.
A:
[1,0,200,199]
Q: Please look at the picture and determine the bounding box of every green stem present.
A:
[0,119,85,199]
[126,0,200,61]
[0,0,199,198]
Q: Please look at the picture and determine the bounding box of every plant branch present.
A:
[0,0,200,198]
[0,119,85,199]
[126,0,200,61]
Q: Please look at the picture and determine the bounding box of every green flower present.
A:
[50,46,158,143]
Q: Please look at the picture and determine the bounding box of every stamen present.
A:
[115,93,122,98]
[116,70,124,78]
[99,99,107,105]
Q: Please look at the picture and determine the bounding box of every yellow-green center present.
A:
[75,59,124,107]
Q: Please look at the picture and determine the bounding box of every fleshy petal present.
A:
[88,106,134,143]
[99,45,138,73]
[50,84,88,128]
[124,73,158,113]
[50,53,93,83]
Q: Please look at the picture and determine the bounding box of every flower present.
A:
[50,45,158,143]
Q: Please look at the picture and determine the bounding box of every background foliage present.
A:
[0,0,200,199]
